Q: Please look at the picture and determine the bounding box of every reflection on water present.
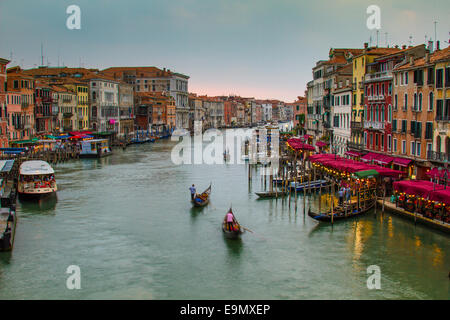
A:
[19,194,57,214]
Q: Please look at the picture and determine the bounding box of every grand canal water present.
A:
[0,139,449,299]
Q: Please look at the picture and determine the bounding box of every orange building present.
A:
[0,58,9,147]
[6,67,35,142]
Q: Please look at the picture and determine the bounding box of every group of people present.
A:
[337,184,352,206]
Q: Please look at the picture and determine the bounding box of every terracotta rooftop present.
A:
[394,46,450,70]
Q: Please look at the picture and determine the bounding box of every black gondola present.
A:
[191,184,211,207]
[222,208,243,239]
[308,199,376,222]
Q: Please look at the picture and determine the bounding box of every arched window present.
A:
[381,105,385,122]
[376,105,379,121]
[364,105,368,121]
[388,105,392,122]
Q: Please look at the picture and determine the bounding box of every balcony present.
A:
[358,81,364,89]
[364,120,385,130]
[364,71,393,82]
[351,121,363,130]
[427,151,450,163]
[63,112,73,118]
[347,141,365,150]
[436,114,450,121]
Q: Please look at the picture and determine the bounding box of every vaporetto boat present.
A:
[18,160,57,199]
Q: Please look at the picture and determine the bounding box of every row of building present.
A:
[305,41,450,179]
[0,62,306,147]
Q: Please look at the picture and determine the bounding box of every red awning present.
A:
[316,141,328,147]
[361,152,378,162]
[287,138,315,151]
[426,168,450,179]
[393,157,412,167]
[429,188,450,206]
[393,180,445,198]
[345,151,362,157]
[375,154,394,165]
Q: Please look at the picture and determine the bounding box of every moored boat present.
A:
[308,198,376,222]
[79,139,112,158]
[0,206,16,252]
[255,191,288,198]
[18,160,57,200]
[222,208,244,239]
[192,184,211,207]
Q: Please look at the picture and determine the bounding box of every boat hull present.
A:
[79,152,112,158]
[18,190,56,200]
[255,191,288,198]
[0,209,16,252]
[308,202,375,222]
[192,199,209,207]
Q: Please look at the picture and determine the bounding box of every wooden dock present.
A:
[378,198,450,234]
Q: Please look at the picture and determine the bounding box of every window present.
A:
[392,119,397,132]
[402,140,406,154]
[418,93,422,111]
[404,94,408,110]
[388,105,392,122]
[425,122,433,139]
[427,143,432,158]
[388,83,392,95]
[416,142,421,157]
[445,67,450,87]
[394,138,398,152]
[427,67,434,85]
[436,69,443,88]
[415,122,422,138]
[401,120,407,133]
[388,134,392,150]
[405,72,408,85]
[394,94,398,109]
[429,92,434,111]
[411,141,415,156]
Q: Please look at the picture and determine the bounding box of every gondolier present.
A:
[189,184,196,200]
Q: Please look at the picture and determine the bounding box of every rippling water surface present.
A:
[0,140,448,299]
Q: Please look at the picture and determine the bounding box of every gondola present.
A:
[222,208,244,239]
[255,191,288,199]
[308,199,376,222]
[191,184,211,207]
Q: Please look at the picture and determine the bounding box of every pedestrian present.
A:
[338,187,344,206]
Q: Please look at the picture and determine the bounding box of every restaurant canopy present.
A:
[393,180,443,198]
[309,153,405,178]
[345,151,362,157]
[428,188,450,206]
[393,157,412,167]
[426,167,449,179]
[316,141,328,148]
[353,169,379,179]
[287,138,315,151]
[361,152,379,162]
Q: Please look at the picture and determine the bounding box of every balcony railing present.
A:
[351,121,363,130]
[364,71,393,82]
[427,151,450,163]
[347,141,365,150]
[364,120,385,130]
[436,114,450,121]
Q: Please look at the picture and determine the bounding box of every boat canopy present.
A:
[0,160,15,173]
[19,161,54,175]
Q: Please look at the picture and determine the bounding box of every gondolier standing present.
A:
[189,184,196,200]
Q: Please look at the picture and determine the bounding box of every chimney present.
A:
[436,41,440,50]
[364,42,369,49]
[425,53,430,63]
[428,40,434,53]
[402,45,406,49]
[410,56,414,65]
[395,45,399,48]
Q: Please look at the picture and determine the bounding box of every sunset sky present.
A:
[1,0,449,101]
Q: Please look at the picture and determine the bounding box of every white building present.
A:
[87,76,120,133]
[331,85,352,156]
